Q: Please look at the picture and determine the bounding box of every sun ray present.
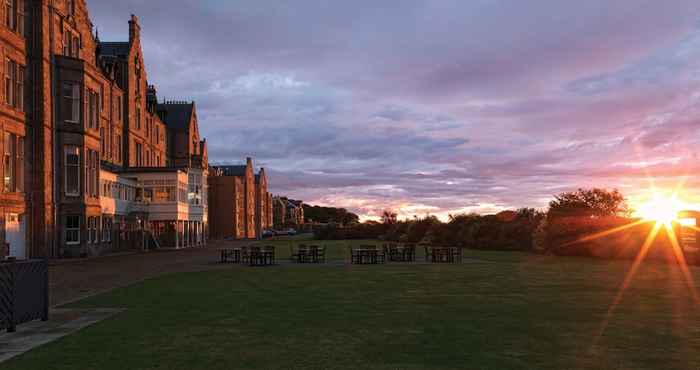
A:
[563,219,647,246]
[685,224,700,233]
[591,222,662,350]
[664,222,700,304]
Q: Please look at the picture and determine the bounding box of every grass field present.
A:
[4,246,700,370]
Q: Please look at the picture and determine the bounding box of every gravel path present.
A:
[49,240,243,307]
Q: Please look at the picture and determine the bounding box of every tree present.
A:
[303,204,360,225]
[547,188,630,219]
[381,210,398,225]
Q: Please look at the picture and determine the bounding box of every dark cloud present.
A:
[90,1,700,219]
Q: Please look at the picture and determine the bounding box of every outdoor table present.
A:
[429,246,460,263]
[219,247,241,263]
[352,248,383,264]
[297,247,314,263]
[389,246,415,262]
[249,247,275,266]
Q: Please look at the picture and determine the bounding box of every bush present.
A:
[537,215,678,261]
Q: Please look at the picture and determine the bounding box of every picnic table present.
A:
[350,246,385,265]
[219,247,242,263]
[425,245,462,263]
[290,245,326,263]
[219,246,275,266]
[386,244,416,262]
[249,246,275,266]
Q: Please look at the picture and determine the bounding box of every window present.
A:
[63,30,70,56]
[3,132,22,193]
[87,89,98,129]
[135,107,141,129]
[145,149,150,167]
[62,82,80,123]
[5,0,22,36]
[65,146,80,196]
[135,141,143,166]
[66,215,80,245]
[87,216,99,244]
[155,125,159,144]
[5,59,23,111]
[99,85,104,112]
[102,217,111,242]
[116,96,122,121]
[71,35,80,58]
[5,0,14,31]
[86,149,98,198]
[100,127,106,156]
[16,63,23,110]
[68,0,75,15]
[62,30,80,58]
[115,134,121,162]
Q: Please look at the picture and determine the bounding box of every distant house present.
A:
[209,158,271,239]
[273,196,304,229]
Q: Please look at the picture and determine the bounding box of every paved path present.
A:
[0,308,122,363]
[49,240,243,307]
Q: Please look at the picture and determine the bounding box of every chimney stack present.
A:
[129,14,140,44]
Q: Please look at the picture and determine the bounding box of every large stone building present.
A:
[208,158,272,239]
[1,0,209,259]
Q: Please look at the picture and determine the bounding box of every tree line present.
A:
[315,188,685,262]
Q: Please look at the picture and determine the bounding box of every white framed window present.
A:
[87,89,98,129]
[64,146,80,196]
[71,35,80,58]
[115,134,121,162]
[66,215,80,245]
[5,59,24,111]
[4,0,23,36]
[2,132,22,193]
[62,82,80,123]
[102,216,112,242]
[85,149,98,198]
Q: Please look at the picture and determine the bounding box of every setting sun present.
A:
[635,193,687,224]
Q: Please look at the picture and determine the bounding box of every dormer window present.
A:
[63,30,80,58]
[5,0,24,37]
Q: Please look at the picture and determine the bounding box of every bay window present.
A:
[62,82,80,123]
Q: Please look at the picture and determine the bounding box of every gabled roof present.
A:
[214,165,248,177]
[98,42,130,57]
[157,102,194,131]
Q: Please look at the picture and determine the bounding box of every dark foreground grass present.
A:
[4,251,700,370]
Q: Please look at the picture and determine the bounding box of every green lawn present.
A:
[4,248,700,370]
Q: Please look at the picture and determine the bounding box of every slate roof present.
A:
[98,42,130,57]
[157,102,194,131]
[214,165,248,177]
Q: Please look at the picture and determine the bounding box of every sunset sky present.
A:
[93,1,700,221]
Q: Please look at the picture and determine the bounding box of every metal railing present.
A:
[0,259,49,332]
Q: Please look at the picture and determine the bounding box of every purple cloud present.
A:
[90,1,700,219]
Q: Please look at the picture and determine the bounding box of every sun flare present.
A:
[635,193,686,224]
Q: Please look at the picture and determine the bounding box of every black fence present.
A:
[0,259,49,332]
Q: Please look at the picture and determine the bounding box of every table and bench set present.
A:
[219,245,276,266]
[218,243,463,266]
[349,244,463,265]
